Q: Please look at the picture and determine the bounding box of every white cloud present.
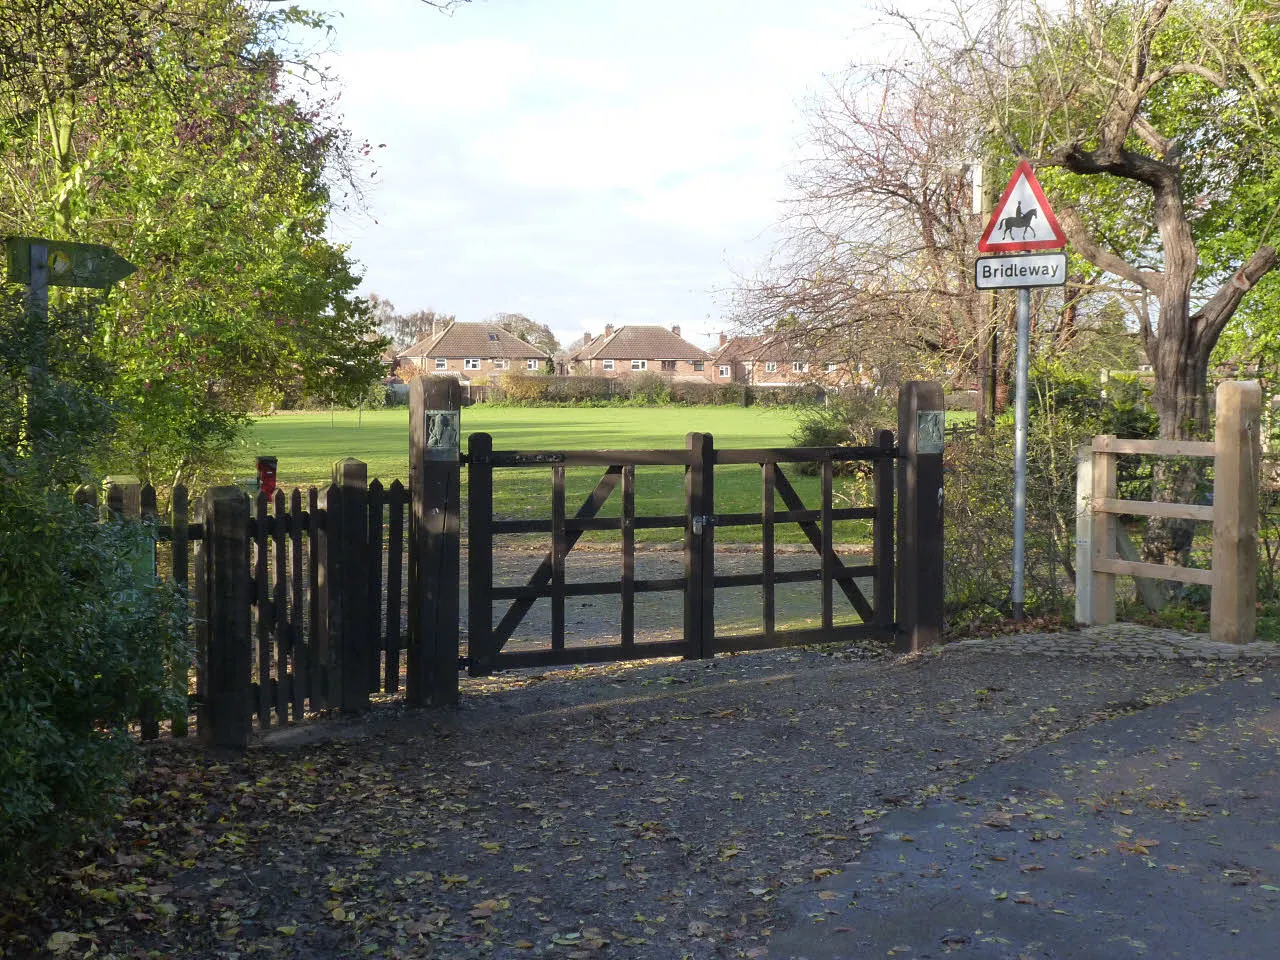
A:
[306,0,898,346]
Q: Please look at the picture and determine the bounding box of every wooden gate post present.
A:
[873,428,896,641]
[467,432,495,677]
[896,382,944,653]
[684,432,715,659]
[333,458,370,713]
[408,375,462,706]
[1211,380,1261,644]
[200,486,252,750]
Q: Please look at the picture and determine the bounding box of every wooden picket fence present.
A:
[80,468,411,743]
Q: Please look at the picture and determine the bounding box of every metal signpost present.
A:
[975,161,1068,619]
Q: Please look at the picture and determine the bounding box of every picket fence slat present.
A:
[368,479,385,693]
[273,489,289,725]
[171,484,191,737]
[255,492,271,728]
[290,488,307,721]
[385,480,405,693]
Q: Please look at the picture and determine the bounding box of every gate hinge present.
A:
[692,514,717,535]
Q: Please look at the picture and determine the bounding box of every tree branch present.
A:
[1193,245,1279,345]
[1056,205,1158,293]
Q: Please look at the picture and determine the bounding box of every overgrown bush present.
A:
[626,371,672,405]
[0,293,190,886]
[942,364,1159,631]
[0,484,189,884]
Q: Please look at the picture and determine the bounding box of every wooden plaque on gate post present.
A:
[408,376,462,706]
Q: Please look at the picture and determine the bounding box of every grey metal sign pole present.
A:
[1011,287,1031,619]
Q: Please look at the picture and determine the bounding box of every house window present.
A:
[493,358,509,370]
[693,361,704,371]
[824,362,837,373]
[527,358,539,370]
[603,359,615,371]
[792,361,808,373]
[465,358,481,370]
[765,362,777,373]
[718,365,730,378]
[661,360,677,372]
[435,358,447,370]
[632,360,647,371]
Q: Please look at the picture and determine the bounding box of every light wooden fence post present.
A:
[1089,436,1117,624]
[200,486,252,750]
[1074,443,1094,624]
[408,375,461,707]
[1211,380,1261,644]
[896,382,944,653]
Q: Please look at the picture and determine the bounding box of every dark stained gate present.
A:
[465,430,898,675]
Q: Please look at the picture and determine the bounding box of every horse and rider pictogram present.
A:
[977,160,1066,253]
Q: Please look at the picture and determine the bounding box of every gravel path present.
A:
[12,627,1276,959]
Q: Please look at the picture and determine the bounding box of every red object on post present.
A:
[256,456,278,498]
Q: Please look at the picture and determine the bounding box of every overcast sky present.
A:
[310,0,893,349]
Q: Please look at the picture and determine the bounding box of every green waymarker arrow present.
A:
[5,236,137,289]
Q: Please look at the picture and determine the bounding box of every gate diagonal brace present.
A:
[491,466,623,651]
[771,464,875,622]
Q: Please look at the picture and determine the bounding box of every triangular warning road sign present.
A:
[977,160,1066,253]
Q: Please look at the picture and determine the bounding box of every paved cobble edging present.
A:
[943,621,1279,660]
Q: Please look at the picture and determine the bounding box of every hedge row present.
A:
[489,373,826,407]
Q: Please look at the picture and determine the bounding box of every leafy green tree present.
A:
[0,0,386,488]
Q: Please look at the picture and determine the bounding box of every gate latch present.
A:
[692,514,717,535]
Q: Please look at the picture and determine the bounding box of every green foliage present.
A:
[792,389,892,446]
[0,296,189,887]
[0,0,387,489]
[626,372,673,405]
[943,366,1158,630]
[0,486,189,886]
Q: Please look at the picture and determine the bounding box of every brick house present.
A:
[398,322,550,382]
[710,333,864,387]
[568,324,711,379]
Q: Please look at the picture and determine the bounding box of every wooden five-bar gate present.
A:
[465,430,897,674]
[95,379,944,750]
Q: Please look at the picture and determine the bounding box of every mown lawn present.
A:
[238,405,893,545]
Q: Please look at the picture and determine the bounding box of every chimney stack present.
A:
[671,324,681,337]
[604,323,614,338]
[719,332,728,347]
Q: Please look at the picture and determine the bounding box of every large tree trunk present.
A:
[1144,326,1212,566]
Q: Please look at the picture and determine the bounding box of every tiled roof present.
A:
[712,335,802,363]
[570,325,709,362]
[400,322,548,360]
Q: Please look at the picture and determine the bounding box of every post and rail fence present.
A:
[1076,380,1261,644]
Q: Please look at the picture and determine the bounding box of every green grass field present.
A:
[238,405,919,545]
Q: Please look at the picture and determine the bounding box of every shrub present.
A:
[0,485,190,885]
[625,371,672,405]
[0,294,190,887]
[942,364,1158,632]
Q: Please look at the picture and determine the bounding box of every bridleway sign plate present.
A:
[974,252,1068,290]
[977,160,1067,253]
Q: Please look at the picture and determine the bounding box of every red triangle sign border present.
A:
[977,159,1067,253]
